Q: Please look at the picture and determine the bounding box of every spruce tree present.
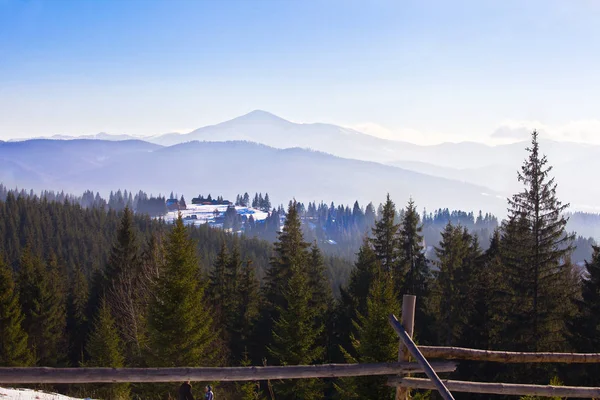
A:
[398,199,429,297]
[85,297,129,399]
[67,265,89,366]
[262,201,324,398]
[18,247,66,366]
[370,194,400,277]
[230,260,260,364]
[432,223,480,346]
[503,130,576,351]
[263,201,310,320]
[105,207,146,362]
[268,261,325,399]
[569,245,600,386]
[336,239,379,361]
[0,256,32,366]
[147,214,220,367]
[338,269,399,400]
[209,243,229,329]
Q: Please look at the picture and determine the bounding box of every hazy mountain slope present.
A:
[0,139,162,180]
[388,160,518,194]
[148,110,422,163]
[0,139,505,215]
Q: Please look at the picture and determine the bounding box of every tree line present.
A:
[1,131,600,399]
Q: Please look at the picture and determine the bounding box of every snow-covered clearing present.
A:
[0,387,88,400]
[163,204,269,226]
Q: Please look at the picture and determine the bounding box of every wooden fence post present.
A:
[396,294,416,400]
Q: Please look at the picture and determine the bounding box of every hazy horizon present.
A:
[2,0,600,145]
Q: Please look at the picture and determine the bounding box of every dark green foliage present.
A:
[335,239,378,362]
[338,270,399,400]
[67,265,89,366]
[431,223,480,346]
[0,255,32,366]
[105,207,150,365]
[370,194,400,275]
[264,201,327,399]
[398,199,429,297]
[229,259,261,365]
[147,214,221,368]
[85,297,129,399]
[569,245,600,386]
[502,131,576,352]
[268,261,325,399]
[18,247,67,366]
[209,242,229,328]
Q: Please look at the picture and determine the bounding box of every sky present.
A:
[1,0,600,145]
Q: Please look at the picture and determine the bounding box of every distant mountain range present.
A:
[3,110,598,213]
[0,139,504,215]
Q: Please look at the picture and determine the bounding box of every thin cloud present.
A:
[491,119,600,144]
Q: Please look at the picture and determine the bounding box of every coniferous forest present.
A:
[2,131,600,399]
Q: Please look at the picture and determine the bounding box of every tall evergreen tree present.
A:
[105,207,146,363]
[0,255,32,366]
[268,261,325,399]
[230,260,260,364]
[569,244,600,386]
[147,214,220,368]
[85,297,129,400]
[67,265,89,366]
[264,201,310,317]
[18,247,66,366]
[337,269,399,400]
[398,199,429,296]
[432,223,480,346]
[370,194,400,277]
[209,243,229,329]
[262,201,325,398]
[503,130,576,351]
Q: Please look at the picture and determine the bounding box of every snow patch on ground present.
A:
[163,204,269,226]
[0,387,89,400]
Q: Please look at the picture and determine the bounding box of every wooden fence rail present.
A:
[388,314,455,400]
[418,346,600,363]
[390,377,600,398]
[0,362,457,384]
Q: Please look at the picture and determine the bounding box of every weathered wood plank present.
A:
[418,346,600,363]
[0,362,457,384]
[391,377,600,398]
[388,314,455,400]
[396,295,416,400]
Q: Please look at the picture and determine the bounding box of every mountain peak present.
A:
[233,110,291,124]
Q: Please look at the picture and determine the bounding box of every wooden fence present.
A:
[390,294,600,399]
[2,294,600,399]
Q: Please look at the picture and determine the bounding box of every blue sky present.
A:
[1,0,600,144]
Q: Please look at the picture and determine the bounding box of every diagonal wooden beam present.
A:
[388,314,455,400]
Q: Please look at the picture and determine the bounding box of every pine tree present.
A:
[147,214,220,368]
[432,223,480,346]
[0,256,32,366]
[337,269,399,400]
[370,194,400,276]
[398,199,429,296]
[503,130,576,351]
[67,265,89,366]
[85,297,129,399]
[268,261,325,399]
[569,245,600,386]
[105,207,146,363]
[18,247,66,366]
[264,201,310,315]
[209,243,229,328]
[230,260,260,364]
